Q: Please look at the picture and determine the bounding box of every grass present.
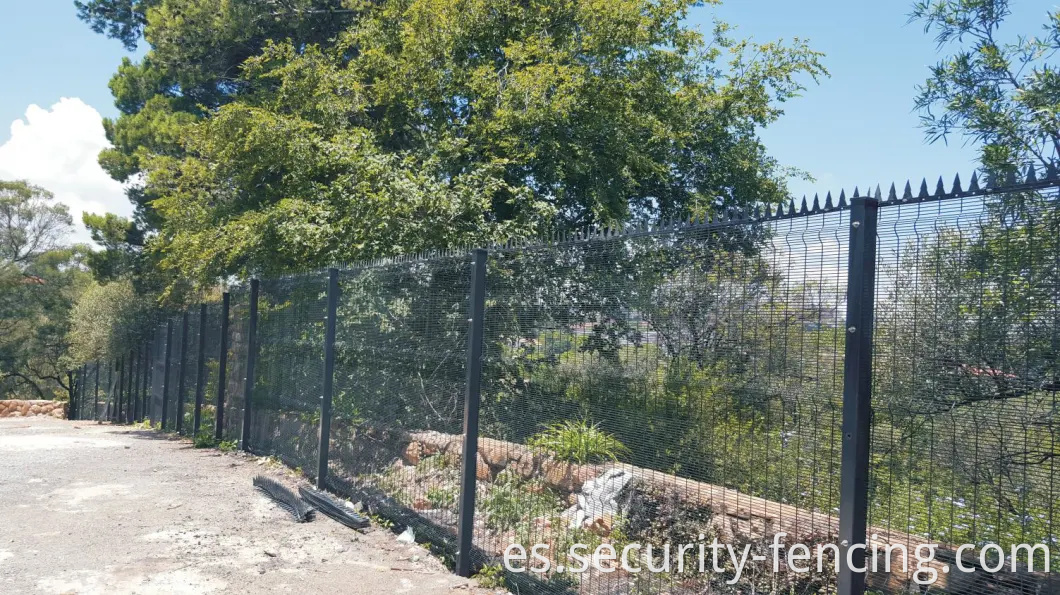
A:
[527,419,631,464]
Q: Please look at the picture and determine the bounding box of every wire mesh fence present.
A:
[65,167,1060,595]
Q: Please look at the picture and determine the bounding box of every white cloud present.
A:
[0,98,132,244]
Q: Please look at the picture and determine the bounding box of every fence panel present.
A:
[326,255,472,557]
[223,287,250,442]
[868,184,1060,593]
[245,273,327,475]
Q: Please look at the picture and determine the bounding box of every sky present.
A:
[0,0,1052,243]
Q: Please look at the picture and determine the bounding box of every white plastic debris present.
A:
[396,526,416,544]
[561,468,634,529]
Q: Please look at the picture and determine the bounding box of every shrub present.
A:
[527,419,630,464]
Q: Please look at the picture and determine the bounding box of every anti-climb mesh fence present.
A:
[326,255,472,556]
[245,273,328,476]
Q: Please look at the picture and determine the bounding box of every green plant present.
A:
[527,419,631,464]
[425,486,456,510]
[474,563,506,589]
[193,432,217,448]
[218,439,238,452]
[479,471,562,532]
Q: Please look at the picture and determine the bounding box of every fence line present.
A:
[67,165,1060,595]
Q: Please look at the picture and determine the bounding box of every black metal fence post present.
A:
[105,361,113,421]
[193,304,207,436]
[241,279,259,451]
[215,292,230,441]
[316,269,340,489]
[456,249,488,578]
[837,194,880,595]
[131,348,140,423]
[176,311,189,433]
[161,320,173,430]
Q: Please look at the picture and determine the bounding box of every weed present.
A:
[474,563,506,589]
[479,471,562,532]
[425,485,456,509]
[218,439,238,452]
[527,419,631,464]
[193,432,217,448]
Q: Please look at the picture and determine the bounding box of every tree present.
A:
[911,0,1060,174]
[0,181,90,399]
[91,0,826,291]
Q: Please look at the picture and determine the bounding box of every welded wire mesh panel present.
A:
[162,317,184,431]
[868,187,1060,594]
[327,255,471,552]
[473,214,849,594]
[196,303,224,438]
[246,273,327,477]
[224,288,250,442]
[177,311,201,437]
[150,325,166,425]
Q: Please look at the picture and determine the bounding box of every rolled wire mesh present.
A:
[326,255,471,557]
[868,186,1060,594]
[246,272,327,477]
[223,287,250,442]
[473,214,849,594]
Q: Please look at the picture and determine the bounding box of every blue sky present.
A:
[0,0,1052,240]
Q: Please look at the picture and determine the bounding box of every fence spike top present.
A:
[902,180,913,199]
[935,176,946,196]
[798,196,807,214]
[825,192,835,209]
[811,194,820,212]
[852,186,860,198]
[874,184,882,200]
[918,178,930,198]
[776,202,785,217]
[887,182,897,201]
[837,191,848,208]
[764,203,773,218]
[952,173,962,194]
[1025,163,1037,183]
[1046,162,1059,181]
[969,171,980,192]
[1005,169,1018,187]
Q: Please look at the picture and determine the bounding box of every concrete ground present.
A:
[0,416,495,594]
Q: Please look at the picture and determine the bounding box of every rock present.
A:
[412,497,431,510]
[404,442,423,466]
[588,514,613,537]
[476,454,491,481]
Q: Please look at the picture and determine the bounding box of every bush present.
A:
[527,419,630,465]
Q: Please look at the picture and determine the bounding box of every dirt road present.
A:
[0,416,492,594]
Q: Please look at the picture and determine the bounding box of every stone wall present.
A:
[0,399,66,418]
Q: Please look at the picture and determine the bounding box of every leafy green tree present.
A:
[912,0,1060,174]
[79,0,825,293]
[0,181,91,399]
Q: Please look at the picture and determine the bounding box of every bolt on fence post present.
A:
[93,362,100,421]
[316,269,340,490]
[837,195,880,595]
[176,311,190,433]
[193,303,207,436]
[241,279,260,452]
[161,320,173,430]
[456,249,488,578]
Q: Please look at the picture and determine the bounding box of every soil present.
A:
[0,416,502,594]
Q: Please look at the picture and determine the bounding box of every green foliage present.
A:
[472,563,506,589]
[77,0,824,294]
[0,180,92,399]
[218,439,238,452]
[67,280,158,363]
[479,471,563,532]
[425,486,456,510]
[527,419,631,464]
[912,0,1060,173]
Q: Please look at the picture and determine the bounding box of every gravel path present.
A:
[0,416,494,594]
